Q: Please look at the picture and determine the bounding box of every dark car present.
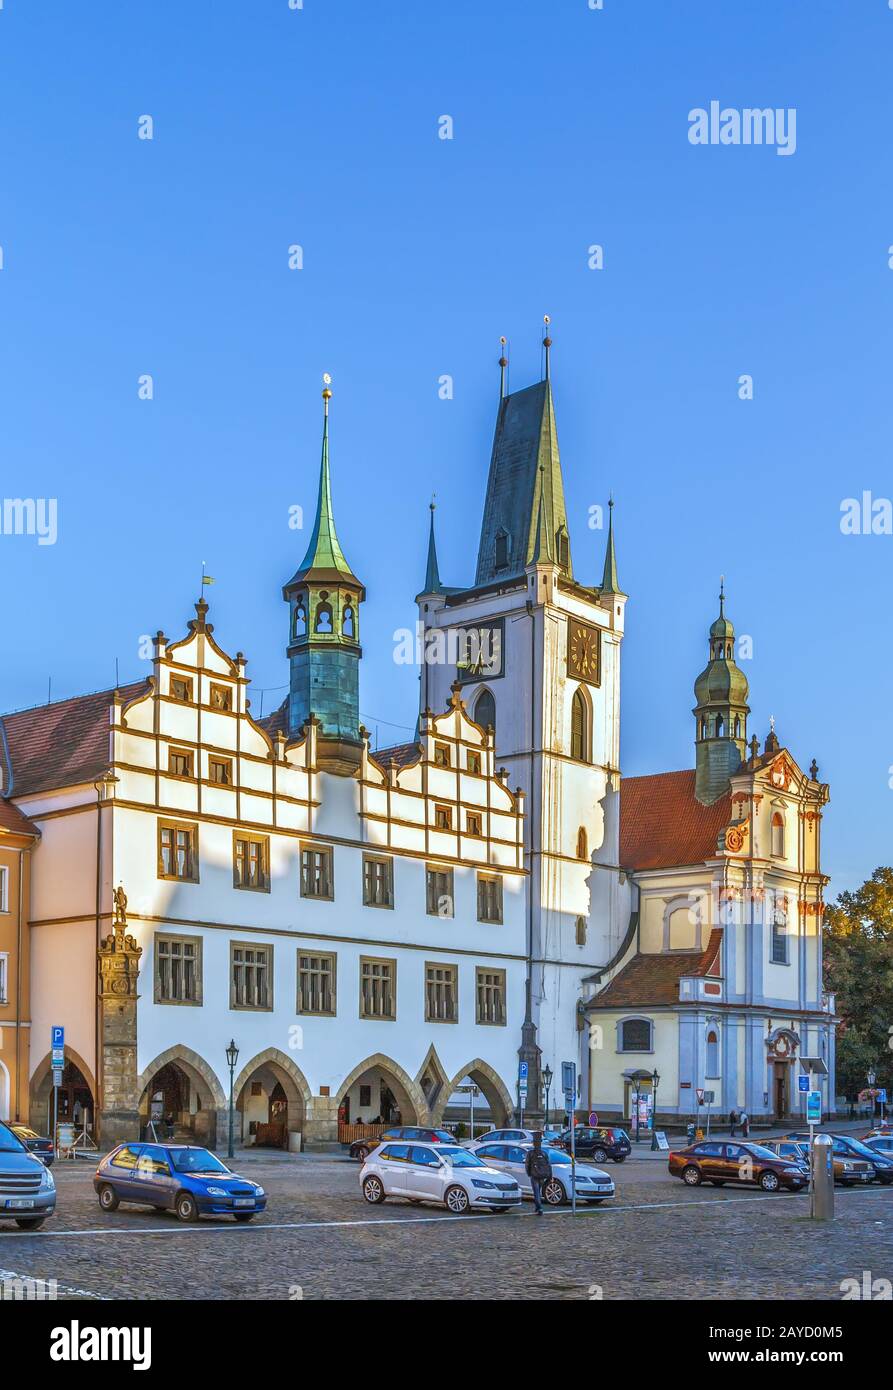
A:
[348,1126,458,1162]
[94,1142,267,1222]
[6,1123,55,1167]
[556,1126,631,1163]
[772,1136,874,1186]
[782,1131,893,1184]
[668,1140,807,1192]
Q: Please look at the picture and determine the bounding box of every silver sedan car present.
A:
[468,1140,615,1206]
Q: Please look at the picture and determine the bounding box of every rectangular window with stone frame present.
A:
[168,748,194,779]
[233,831,270,892]
[425,962,458,1023]
[360,956,396,1020]
[209,682,232,711]
[476,873,503,924]
[300,843,334,900]
[209,755,233,786]
[170,675,193,703]
[231,942,273,1011]
[155,934,202,1005]
[426,865,454,918]
[158,820,199,882]
[363,854,394,908]
[297,951,336,1016]
[476,967,506,1026]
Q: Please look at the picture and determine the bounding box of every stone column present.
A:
[97,886,143,1148]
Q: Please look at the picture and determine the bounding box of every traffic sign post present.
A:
[518,1061,528,1127]
[51,1027,64,1154]
[562,1062,577,1215]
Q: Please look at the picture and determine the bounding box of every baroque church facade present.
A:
[0,348,836,1145]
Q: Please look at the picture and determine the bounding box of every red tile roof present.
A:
[591,929,724,1008]
[0,681,149,797]
[373,741,419,769]
[620,769,731,871]
[257,698,288,740]
[0,798,39,838]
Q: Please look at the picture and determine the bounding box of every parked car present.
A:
[468,1140,615,1206]
[863,1135,893,1158]
[5,1123,55,1167]
[0,1121,56,1229]
[348,1126,458,1162]
[782,1131,893,1184]
[94,1142,266,1222]
[360,1141,521,1214]
[756,1140,811,1180]
[668,1140,807,1192]
[768,1137,874,1186]
[468,1127,565,1150]
[555,1126,631,1163]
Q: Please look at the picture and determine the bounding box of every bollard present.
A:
[812,1133,834,1221]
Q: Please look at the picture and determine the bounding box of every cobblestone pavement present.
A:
[1,1154,890,1300]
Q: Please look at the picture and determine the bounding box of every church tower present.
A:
[283,378,365,764]
[693,583,749,803]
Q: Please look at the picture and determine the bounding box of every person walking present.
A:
[729,1108,738,1138]
[739,1108,750,1139]
[525,1131,552,1215]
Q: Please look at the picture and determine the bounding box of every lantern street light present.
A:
[542,1065,553,1124]
[650,1069,662,1150]
[225,1039,240,1159]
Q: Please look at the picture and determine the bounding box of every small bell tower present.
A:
[693,581,750,803]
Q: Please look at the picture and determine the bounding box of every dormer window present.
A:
[555,525,570,572]
[494,528,510,571]
[314,592,333,633]
[170,676,192,703]
[209,683,231,711]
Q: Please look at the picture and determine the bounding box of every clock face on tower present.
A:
[454,619,504,684]
[567,618,601,686]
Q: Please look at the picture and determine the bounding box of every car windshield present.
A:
[542,1147,572,1164]
[170,1149,231,1175]
[744,1144,784,1162]
[0,1124,26,1153]
[436,1147,486,1168]
[843,1138,886,1160]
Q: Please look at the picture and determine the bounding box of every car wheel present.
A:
[682,1164,702,1186]
[175,1192,199,1222]
[759,1170,780,1192]
[98,1184,120,1212]
[354,1145,370,1163]
[445,1185,470,1214]
[362,1175,385,1204]
[543,1178,566,1206]
[14,1216,46,1230]
[612,1156,626,1164]
[233,1212,254,1223]
[593,1148,608,1164]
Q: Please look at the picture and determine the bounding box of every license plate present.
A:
[6,1198,35,1209]
[233,1198,255,1207]
[595,1185,613,1192]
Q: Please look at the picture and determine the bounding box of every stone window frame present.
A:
[157,819,200,883]
[233,830,270,893]
[209,682,233,712]
[662,893,703,952]
[616,1015,654,1054]
[426,864,454,918]
[169,674,193,703]
[424,961,459,1024]
[0,864,8,913]
[154,932,203,1006]
[0,950,8,1005]
[359,955,397,1021]
[475,966,506,1026]
[476,872,503,924]
[230,940,274,1012]
[297,950,337,1017]
[362,853,394,909]
[300,841,334,901]
[168,747,195,780]
[433,741,451,768]
[209,754,234,787]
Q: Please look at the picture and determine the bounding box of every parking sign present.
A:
[806,1090,822,1124]
[798,1074,810,1093]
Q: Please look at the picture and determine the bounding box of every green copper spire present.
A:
[423,498,443,593]
[600,497,623,594]
[693,580,750,804]
[530,466,552,563]
[285,379,361,589]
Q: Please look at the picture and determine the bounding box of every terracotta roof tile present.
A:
[620,768,731,871]
[257,698,288,740]
[0,798,39,837]
[373,741,419,769]
[1,681,148,797]
[591,929,724,1008]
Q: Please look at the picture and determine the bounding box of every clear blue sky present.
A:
[1,1,890,893]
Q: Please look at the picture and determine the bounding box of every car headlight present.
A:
[471,1179,495,1190]
[841,1162,854,1171]
[254,1187,264,1197]
[204,1186,228,1196]
[783,1166,802,1175]
[42,1166,55,1190]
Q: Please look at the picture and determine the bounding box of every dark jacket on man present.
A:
[525,1145,552,1182]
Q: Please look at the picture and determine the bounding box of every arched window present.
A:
[292,598,307,639]
[473,688,496,738]
[576,827,588,860]
[700,717,707,740]
[771,811,785,857]
[716,715,725,738]
[575,915,587,946]
[494,529,510,571]
[706,1030,719,1078]
[619,1018,652,1053]
[570,688,589,762]
[734,715,741,739]
[314,591,333,633]
[342,602,355,639]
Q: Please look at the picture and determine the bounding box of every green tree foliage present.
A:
[824,868,893,1101]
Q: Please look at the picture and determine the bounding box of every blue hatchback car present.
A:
[94,1143,266,1222]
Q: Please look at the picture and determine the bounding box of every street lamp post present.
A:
[868,1069,877,1122]
[226,1039,239,1160]
[650,1069,661,1150]
[542,1065,553,1125]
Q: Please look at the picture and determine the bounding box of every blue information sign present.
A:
[798,1074,810,1093]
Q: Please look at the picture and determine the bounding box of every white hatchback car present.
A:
[360,1141,522,1214]
[468,1140,615,1206]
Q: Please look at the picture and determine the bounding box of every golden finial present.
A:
[498,336,508,399]
[322,372,332,414]
[542,315,552,380]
